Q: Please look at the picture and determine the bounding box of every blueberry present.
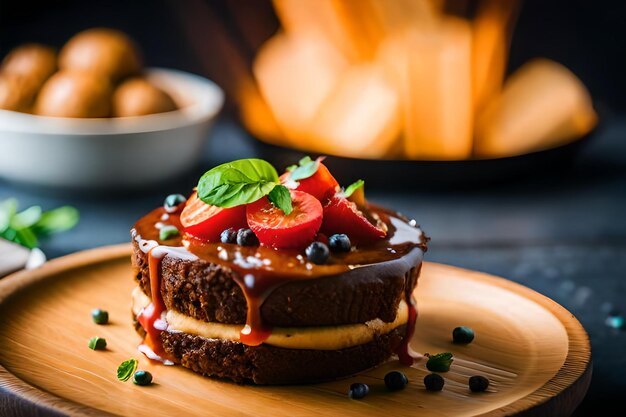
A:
[237,228,259,246]
[328,234,351,253]
[452,326,475,344]
[220,227,238,244]
[384,371,408,391]
[91,308,109,325]
[424,373,444,391]
[348,382,369,399]
[469,375,489,392]
[163,194,186,212]
[305,242,330,264]
[133,370,153,386]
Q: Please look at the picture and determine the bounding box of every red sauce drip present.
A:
[236,273,275,345]
[136,248,175,362]
[396,295,418,366]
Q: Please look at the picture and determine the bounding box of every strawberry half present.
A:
[281,162,339,202]
[246,190,323,249]
[321,195,387,244]
[180,192,247,241]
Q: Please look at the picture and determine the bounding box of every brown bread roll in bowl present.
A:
[34,70,112,118]
[1,44,57,88]
[59,28,141,82]
[112,77,178,117]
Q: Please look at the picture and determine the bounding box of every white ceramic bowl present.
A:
[0,68,224,189]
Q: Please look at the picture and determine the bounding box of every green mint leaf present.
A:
[117,358,138,382]
[289,156,321,181]
[268,185,293,215]
[11,206,42,230]
[159,225,179,241]
[88,337,107,350]
[197,159,279,208]
[426,352,454,372]
[32,206,79,236]
[344,180,364,197]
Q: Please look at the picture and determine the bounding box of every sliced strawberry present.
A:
[180,192,247,241]
[321,195,386,244]
[246,190,323,249]
[281,162,339,202]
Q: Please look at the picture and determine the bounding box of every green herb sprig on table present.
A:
[117,358,138,382]
[0,199,79,249]
[197,158,295,215]
[426,352,454,372]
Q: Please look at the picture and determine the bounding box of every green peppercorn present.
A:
[469,375,489,392]
[133,370,153,386]
[452,326,475,344]
[91,308,109,325]
[88,337,107,350]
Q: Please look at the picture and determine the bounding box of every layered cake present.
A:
[131,157,427,384]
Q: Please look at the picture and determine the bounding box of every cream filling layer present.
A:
[132,286,408,350]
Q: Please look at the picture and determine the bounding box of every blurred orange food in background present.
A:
[238,0,597,160]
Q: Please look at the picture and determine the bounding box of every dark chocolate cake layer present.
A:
[160,326,407,384]
[133,239,419,326]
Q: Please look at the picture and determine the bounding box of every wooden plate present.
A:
[0,244,591,417]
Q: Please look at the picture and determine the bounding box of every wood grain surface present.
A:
[0,244,591,416]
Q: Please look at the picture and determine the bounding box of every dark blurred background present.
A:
[1,1,624,416]
[1,0,624,113]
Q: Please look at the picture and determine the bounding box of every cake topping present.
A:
[163,194,187,213]
[133,156,427,362]
[328,233,351,253]
[246,190,323,249]
[305,241,330,265]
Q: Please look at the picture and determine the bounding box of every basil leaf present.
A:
[33,206,79,236]
[289,156,321,181]
[268,185,293,215]
[197,159,279,208]
[344,180,364,197]
[426,352,454,372]
[117,358,138,382]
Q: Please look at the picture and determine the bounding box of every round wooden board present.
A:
[0,244,591,417]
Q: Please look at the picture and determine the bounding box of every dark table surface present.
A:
[1,116,624,416]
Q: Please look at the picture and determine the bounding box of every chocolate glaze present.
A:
[132,202,426,360]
